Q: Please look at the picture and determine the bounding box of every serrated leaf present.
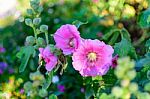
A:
[17,46,35,73]
[42,71,53,89]
[72,20,88,28]
[138,9,150,28]
[49,94,57,99]
[114,38,137,58]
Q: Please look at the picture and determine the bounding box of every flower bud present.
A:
[24,81,32,92]
[126,70,136,80]
[144,82,150,92]
[40,25,48,32]
[25,18,33,26]
[129,83,138,93]
[27,9,34,16]
[39,89,48,98]
[25,36,35,46]
[33,18,41,25]
[37,6,43,13]
[112,86,123,98]
[121,79,130,87]
[19,16,24,22]
[37,37,46,47]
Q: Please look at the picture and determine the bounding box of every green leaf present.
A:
[114,38,137,58]
[42,71,53,89]
[17,46,35,73]
[120,28,131,42]
[72,20,88,28]
[138,9,150,28]
[85,86,94,99]
[146,39,150,47]
[49,94,57,99]
[136,53,150,70]
[108,32,119,45]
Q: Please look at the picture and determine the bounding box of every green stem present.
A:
[45,31,49,45]
[33,27,38,44]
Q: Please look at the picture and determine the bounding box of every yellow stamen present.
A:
[87,52,97,61]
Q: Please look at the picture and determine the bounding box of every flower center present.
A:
[87,52,97,62]
[69,38,74,47]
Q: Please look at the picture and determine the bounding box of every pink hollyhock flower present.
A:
[72,39,114,77]
[54,24,81,55]
[39,46,57,71]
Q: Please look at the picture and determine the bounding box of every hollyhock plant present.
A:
[72,39,114,77]
[39,46,58,71]
[54,24,81,55]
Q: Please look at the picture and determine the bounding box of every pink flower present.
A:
[54,24,81,55]
[39,46,57,71]
[72,39,114,77]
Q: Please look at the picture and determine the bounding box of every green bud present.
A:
[112,86,123,98]
[144,82,150,92]
[39,89,48,98]
[129,83,138,93]
[121,79,130,87]
[37,6,43,13]
[33,18,41,25]
[19,16,24,22]
[32,81,41,87]
[137,92,150,99]
[27,9,34,16]
[25,18,33,26]
[40,25,48,32]
[37,37,46,47]
[30,0,40,5]
[24,81,32,92]
[25,36,35,46]
[126,70,136,80]
[49,94,57,99]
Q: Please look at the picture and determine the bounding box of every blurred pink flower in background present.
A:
[57,85,65,92]
[8,68,14,74]
[80,88,85,93]
[0,62,8,75]
[39,46,58,71]
[54,24,81,55]
[92,0,99,3]
[20,88,24,94]
[72,39,114,77]
[0,47,6,53]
